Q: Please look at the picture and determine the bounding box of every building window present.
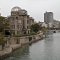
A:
[16,17,18,20]
[27,20,29,24]
[27,26,28,29]
[17,25,20,29]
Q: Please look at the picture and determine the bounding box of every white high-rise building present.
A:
[44,11,53,27]
[44,12,53,24]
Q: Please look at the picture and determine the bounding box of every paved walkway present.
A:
[0,44,21,56]
[0,47,12,56]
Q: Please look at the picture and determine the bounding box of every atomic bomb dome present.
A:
[8,6,34,35]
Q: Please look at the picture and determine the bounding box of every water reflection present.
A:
[5,45,30,60]
[44,34,54,60]
[45,30,53,38]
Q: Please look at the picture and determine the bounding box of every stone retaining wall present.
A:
[0,33,43,59]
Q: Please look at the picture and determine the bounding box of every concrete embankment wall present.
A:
[0,33,43,60]
[4,33,43,47]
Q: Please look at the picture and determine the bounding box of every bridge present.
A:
[48,28,60,33]
[49,28,60,30]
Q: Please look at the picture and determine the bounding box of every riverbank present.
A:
[3,32,60,60]
[0,33,44,60]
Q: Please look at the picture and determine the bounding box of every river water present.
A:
[5,32,60,60]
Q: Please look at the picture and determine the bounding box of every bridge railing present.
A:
[47,28,60,30]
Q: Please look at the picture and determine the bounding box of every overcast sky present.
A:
[0,0,60,22]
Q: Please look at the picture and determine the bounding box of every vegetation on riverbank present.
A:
[0,16,10,49]
[30,23,48,34]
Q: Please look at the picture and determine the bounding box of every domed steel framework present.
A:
[11,6,21,12]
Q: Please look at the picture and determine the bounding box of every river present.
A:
[4,32,60,60]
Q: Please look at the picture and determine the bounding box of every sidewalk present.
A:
[0,44,21,56]
[0,47,12,56]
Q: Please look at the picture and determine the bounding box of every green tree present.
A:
[0,16,9,30]
[0,16,5,32]
[30,23,41,33]
[0,16,10,34]
[0,34,5,50]
[0,16,10,49]
[41,27,48,34]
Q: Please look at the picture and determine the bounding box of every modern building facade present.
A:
[44,12,53,24]
[7,6,34,35]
